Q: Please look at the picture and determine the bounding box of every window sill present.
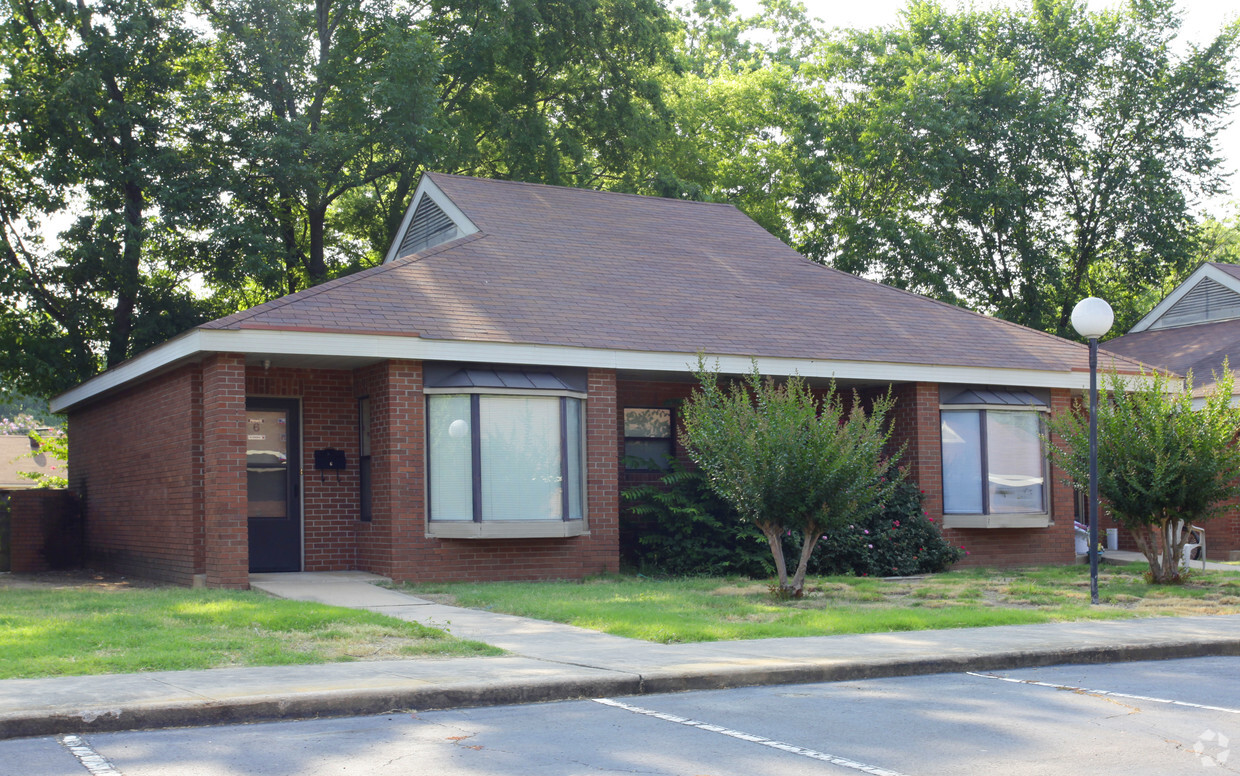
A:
[941,513,1051,529]
[427,520,588,539]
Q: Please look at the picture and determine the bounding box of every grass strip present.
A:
[398,564,1240,644]
[0,587,500,679]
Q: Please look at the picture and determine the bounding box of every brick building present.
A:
[52,173,1149,587]
[1102,261,1240,561]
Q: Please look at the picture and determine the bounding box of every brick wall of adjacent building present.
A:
[3,489,82,572]
[67,363,204,586]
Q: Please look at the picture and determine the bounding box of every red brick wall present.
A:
[248,367,359,571]
[67,364,204,585]
[5,489,82,572]
[203,354,248,588]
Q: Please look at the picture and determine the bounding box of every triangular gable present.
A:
[1130,263,1240,333]
[382,174,479,263]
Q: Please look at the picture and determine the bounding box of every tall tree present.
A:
[799,0,1239,335]
[201,0,443,296]
[211,0,681,286]
[0,0,218,396]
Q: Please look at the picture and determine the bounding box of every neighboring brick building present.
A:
[1103,261,1240,561]
[52,173,1150,587]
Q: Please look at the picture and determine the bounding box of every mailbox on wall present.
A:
[313,448,347,482]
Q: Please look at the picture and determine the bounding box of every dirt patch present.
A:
[0,569,161,591]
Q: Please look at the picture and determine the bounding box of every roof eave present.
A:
[51,328,1143,413]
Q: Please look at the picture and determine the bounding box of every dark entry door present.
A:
[246,398,301,572]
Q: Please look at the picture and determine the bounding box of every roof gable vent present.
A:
[398,195,458,256]
[1150,277,1240,330]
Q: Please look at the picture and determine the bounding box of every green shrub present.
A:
[621,459,772,577]
[808,481,964,577]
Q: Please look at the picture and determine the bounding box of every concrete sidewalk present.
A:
[3,572,1239,740]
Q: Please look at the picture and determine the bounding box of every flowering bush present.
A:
[807,481,964,576]
[1,414,41,435]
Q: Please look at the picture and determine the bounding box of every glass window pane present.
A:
[566,399,583,520]
[481,396,562,520]
[941,410,983,514]
[247,410,289,518]
[987,411,1045,513]
[624,439,674,470]
[624,408,671,438]
[429,395,473,521]
[358,397,372,457]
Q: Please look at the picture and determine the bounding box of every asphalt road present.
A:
[8,656,1239,776]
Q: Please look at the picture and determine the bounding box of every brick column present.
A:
[584,368,620,574]
[354,360,423,581]
[202,353,248,588]
[888,382,943,518]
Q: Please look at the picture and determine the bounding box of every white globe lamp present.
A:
[1071,297,1113,340]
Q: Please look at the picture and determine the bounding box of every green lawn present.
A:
[396,564,1240,644]
[0,587,500,679]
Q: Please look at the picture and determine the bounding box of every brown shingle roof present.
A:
[203,173,1145,375]
[1104,318,1240,391]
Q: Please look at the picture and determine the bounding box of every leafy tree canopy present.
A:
[797,0,1239,337]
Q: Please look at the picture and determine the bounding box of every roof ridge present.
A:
[425,172,741,210]
[204,232,487,329]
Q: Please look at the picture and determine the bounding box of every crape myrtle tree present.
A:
[679,359,902,597]
[1047,365,1240,584]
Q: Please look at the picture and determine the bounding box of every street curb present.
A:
[4,637,1239,740]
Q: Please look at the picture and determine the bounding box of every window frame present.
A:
[424,387,587,539]
[622,406,675,472]
[358,396,372,523]
[940,405,1051,529]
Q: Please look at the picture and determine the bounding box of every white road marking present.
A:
[59,735,123,776]
[967,672,1240,715]
[593,697,912,776]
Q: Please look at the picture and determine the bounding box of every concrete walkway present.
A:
[3,572,1240,740]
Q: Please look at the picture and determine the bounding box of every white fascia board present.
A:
[380,174,480,265]
[50,329,207,413]
[53,328,1117,412]
[1129,264,1240,333]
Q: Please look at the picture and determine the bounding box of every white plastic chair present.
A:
[1180,525,1206,571]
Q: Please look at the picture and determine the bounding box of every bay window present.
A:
[427,382,586,537]
[940,388,1050,528]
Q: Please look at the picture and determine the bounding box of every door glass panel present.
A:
[247,410,289,518]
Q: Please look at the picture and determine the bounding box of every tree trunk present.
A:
[788,525,824,596]
[760,523,789,594]
[307,205,328,283]
[106,178,144,368]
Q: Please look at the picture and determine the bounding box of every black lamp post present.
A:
[1071,296,1113,605]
